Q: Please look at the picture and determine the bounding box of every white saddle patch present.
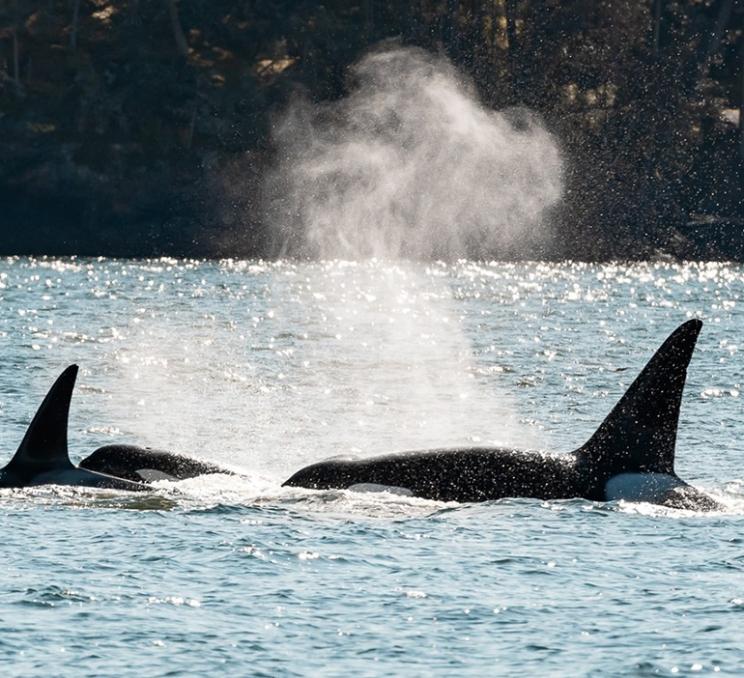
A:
[605,472,683,503]
[348,483,413,497]
[136,468,177,482]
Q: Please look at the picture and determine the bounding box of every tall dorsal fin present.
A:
[578,319,702,478]
[5,365,78,477]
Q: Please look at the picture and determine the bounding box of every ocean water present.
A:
[0,257,743,676]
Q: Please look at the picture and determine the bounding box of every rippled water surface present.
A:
[1,257,744,676]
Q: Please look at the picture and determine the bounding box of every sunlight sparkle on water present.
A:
[1,258,744,674]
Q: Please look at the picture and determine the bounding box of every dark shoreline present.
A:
[1,3,742,262]
[1,229,742,264]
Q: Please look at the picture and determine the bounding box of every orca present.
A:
[79,444,233,484]
[283,320,721,511]
[0,366,147,491]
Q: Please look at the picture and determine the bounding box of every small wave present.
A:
[4,472,744,520]
[136,471,457,520]
[614,485,744,517]
[15,585,101,608]
[0,485,177,511]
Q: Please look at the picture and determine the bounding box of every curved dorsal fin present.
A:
[578,320,702,477]
[5,365,78,477]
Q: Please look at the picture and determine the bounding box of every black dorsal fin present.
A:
[5,365,78,477]
[577,320,702,478]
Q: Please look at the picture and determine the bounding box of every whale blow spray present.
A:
[265,45,564,260]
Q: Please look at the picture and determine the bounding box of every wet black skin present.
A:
[285,448,588,502]
[0,366,230,490]
[284,320,722,511]
[80,445,232,483]
[0,319,723,511]
[0,366,147,491]
[283,447,721,510]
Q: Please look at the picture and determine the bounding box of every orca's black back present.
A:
[80,445,231,483]
[284,447,582,502]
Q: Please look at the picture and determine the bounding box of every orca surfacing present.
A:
[79,444,233,483]
[0,366,147,491]
[283,320,720,510]
[0,365,233,490]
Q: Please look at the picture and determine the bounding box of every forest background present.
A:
[0,0,742,259]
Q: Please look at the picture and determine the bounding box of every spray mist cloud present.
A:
[265,45,564,260]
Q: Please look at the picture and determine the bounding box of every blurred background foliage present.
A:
[0,0,742,258]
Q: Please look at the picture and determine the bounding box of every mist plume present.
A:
[265,45,564,260]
